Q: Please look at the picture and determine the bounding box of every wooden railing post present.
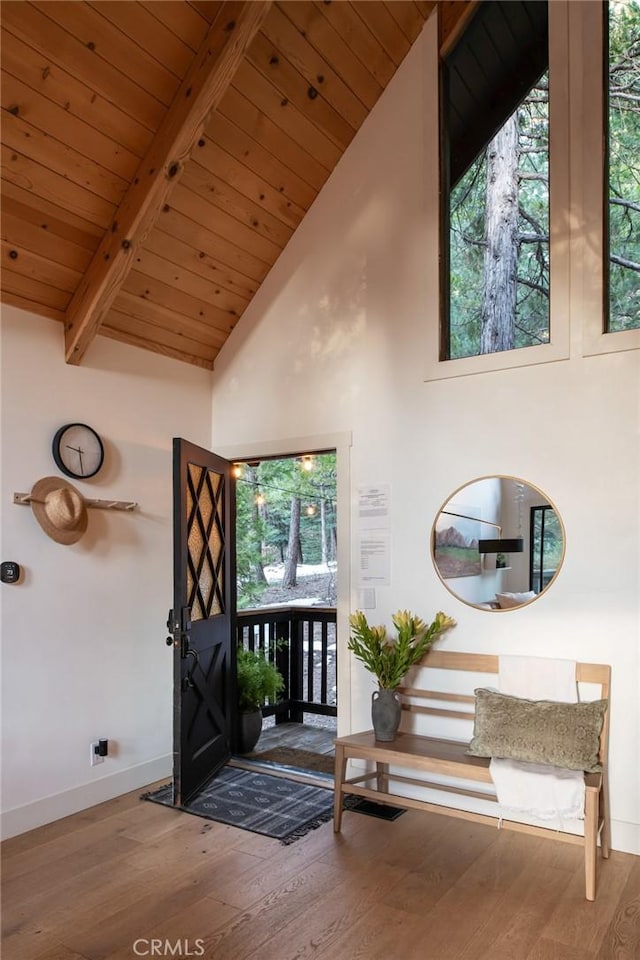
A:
[275,616,292,725]
[288,611,305,724]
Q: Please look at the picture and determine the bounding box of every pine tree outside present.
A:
[448,74,550,360]
[235,452,337,611]
[607,0,640,332]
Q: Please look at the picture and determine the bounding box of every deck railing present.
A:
[236,606,337,723]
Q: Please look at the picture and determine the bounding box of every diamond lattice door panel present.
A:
[186,463,225,621]
[172,439,235,805]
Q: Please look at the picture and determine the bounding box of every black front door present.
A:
[170,438,236,805]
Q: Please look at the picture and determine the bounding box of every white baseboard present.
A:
[0,754,172,840]
[611,819,640,857]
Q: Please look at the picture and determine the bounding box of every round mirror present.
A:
[432,476,565,611]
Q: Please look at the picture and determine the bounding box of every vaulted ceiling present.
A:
[1,1,476,369]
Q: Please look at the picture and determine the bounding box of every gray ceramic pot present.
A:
[371,688,401,741]
[238,709,263,754]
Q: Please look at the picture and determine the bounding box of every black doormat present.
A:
[142,767,335,844]
[345,797,406,821]
[251,746,335,776]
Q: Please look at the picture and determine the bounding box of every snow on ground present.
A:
[254,562,337,608]
[263,562,336,584]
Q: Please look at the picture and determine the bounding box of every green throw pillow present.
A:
[467,688,607,772]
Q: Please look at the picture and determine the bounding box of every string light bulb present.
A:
[255,493,266,507]
[301,456,314,472]
[305,504,317,516]
[232,463,243,479]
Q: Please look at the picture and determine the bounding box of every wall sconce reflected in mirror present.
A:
[478,480,525,554]
[478,537,524,554]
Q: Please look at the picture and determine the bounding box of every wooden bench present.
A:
[333,651,611,901]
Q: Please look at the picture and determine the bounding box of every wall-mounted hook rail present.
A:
[14,493,138,511]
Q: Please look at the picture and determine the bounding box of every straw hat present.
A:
[29,477,88,545]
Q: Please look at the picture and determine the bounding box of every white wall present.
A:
[211,13,640,853]
[0,308,212,838]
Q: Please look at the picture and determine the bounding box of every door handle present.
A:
[183,647,199,689]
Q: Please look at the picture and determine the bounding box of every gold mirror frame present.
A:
[431,476,566,611]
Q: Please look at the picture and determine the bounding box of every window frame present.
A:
[572,2,639,357]
[529,504,561,594]
[582,0,640,354]
[425,1,570,382]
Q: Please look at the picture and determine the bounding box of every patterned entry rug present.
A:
[142,767,335,844]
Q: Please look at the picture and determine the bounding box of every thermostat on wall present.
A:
[1,561,21,584]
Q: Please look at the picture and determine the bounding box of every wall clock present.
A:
[52,423,105,480]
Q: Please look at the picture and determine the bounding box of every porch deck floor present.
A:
[236,719,336,779]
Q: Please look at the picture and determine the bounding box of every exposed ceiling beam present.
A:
[64,0,272,366]
[440,1,482,58]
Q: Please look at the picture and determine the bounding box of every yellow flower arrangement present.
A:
[348,609,456,689]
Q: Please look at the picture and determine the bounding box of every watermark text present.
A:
[132,940,205,957]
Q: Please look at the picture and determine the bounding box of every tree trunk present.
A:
[481,113,519,354]
[246,465,267,584]
[282,497,301,588]
[320,494,328,564]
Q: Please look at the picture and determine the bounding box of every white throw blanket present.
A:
[489,655,586,823]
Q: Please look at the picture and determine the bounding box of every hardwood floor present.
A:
[2,779,639,960]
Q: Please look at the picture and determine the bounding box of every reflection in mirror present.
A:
[432,477,564,611]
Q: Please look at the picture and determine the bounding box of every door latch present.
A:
[182,648,199,689]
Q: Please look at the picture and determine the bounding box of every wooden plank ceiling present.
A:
[1,1,474,370]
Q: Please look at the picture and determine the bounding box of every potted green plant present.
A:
[348,609,456,741]
[236,646,285,754]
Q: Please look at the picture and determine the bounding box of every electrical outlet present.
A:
[90,741,104,766]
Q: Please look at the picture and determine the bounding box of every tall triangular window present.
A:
[441,1,550,360]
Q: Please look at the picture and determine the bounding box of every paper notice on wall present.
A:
[356,485,391,585]
[357,531,390,585]
[358,484,390,528]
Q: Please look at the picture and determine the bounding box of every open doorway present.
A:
[232,450,337,781]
